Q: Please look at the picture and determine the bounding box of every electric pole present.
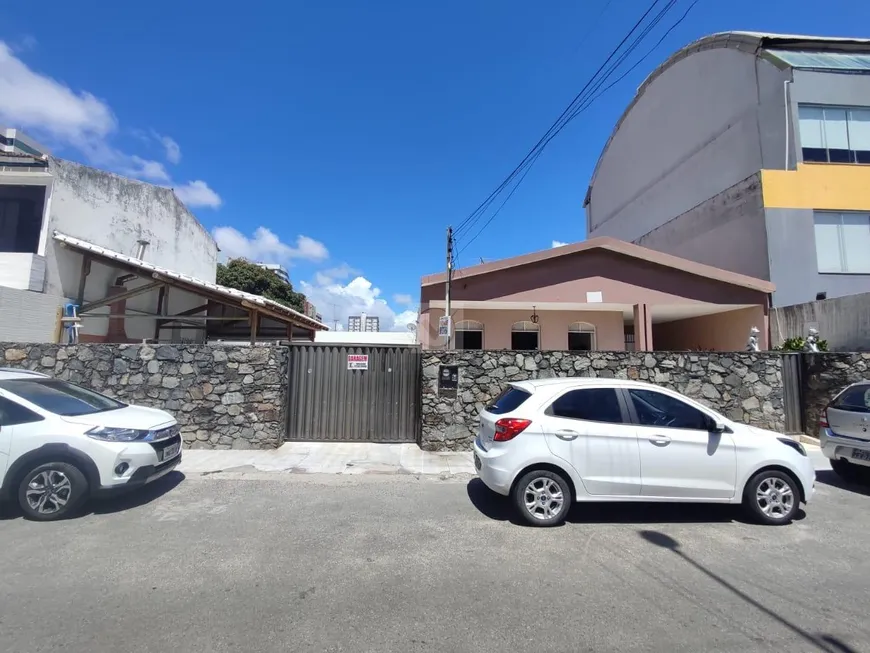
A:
[445,226,453,348]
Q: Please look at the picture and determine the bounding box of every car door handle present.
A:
[649,435,671,446]
[555,429,579,441]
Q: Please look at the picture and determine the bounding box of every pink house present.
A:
[419,237,775,352]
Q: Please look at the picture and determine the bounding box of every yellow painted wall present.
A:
[761,163,870,210]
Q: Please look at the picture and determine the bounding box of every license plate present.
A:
[161,442,181,462]
[852,448,870,462]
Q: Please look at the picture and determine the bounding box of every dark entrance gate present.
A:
[285,344,422,443]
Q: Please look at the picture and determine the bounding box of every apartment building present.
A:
[585,32,870,307]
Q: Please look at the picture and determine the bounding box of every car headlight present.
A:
[778,437,807,456]
[86,426,148,442]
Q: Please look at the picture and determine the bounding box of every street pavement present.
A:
[1,460,869,652]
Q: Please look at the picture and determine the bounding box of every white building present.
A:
[347,313,379,332]
[255,262,290,284]
[0,134,325,343]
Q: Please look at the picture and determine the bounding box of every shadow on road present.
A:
[89,471,185,515]
[0,471,185,521]
[466,478,805,526]
[639,530,860,653]
[815,470,870,497]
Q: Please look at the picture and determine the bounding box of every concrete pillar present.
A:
[633,304,653,351]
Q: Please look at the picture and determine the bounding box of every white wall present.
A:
[315,331,417,346]
[0,286,61,342]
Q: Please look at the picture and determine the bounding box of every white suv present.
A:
[0,369,182,521]
[473,378,816,527]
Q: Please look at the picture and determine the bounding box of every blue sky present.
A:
[1,0,867,329]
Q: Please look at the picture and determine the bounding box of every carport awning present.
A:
[53,231,328,332]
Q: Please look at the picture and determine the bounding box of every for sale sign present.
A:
[347,354,369,370]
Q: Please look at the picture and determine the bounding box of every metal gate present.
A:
[781,353,804,434]
[285,344,422,442]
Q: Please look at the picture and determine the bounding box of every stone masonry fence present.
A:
[1,343,287,450]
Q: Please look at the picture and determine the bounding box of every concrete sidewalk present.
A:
[177,441,828,477]
[178,442,475,476]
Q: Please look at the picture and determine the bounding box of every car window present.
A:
[628,388,711,431]
[486,387,532,415]
[0,396,44,426]
[550,388,624,423]
[831,385,870,413]
[0,379,126,417]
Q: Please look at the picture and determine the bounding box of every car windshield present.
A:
[0,379,126,416]
[486,386,532,415]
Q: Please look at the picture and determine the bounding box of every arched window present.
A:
[511,321,539,351]
[455,320,484,350]
[568,321,596,351]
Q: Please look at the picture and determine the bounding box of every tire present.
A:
[743,470,800,525]
[17,462,89,522]
[513,469,573,527]
[830,458,870,484]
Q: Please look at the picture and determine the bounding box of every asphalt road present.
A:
[1,467,869,653]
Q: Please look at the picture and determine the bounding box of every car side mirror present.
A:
[710,419,726,433]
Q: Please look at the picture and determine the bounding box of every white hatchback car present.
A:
[0,369,182,521]
[818,380,870,483]
[473,378,815,527]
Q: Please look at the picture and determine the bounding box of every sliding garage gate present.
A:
[286,344,422,443]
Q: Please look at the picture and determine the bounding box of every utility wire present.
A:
[452,0,672,242]
[457,0,698,254]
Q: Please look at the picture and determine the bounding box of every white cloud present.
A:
[393,293,414,306]
[213,226,328,264]
[302,275,418,333]
[552,240,568,248]
[0,42,219,208]
[156,133,181,164]
[175,180,222,208]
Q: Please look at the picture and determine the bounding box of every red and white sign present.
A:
[347,354,369,370]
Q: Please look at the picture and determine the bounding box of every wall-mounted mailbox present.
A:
[438,364,459,392]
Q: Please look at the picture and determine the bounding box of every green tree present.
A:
[216,258,306,312]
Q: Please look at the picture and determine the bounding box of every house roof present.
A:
[421,236,775,294]
[585,31,870,202]
[53,231,328,331]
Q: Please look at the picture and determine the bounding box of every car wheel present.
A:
[513,470,572,527]
[743,470,800,525]
[830,458,870,484]
[17,462,89,522]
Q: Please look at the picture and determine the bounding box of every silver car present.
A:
[819,381,870,483]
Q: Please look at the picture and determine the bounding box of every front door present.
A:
[624,388,737,499]
[540,386,641,496]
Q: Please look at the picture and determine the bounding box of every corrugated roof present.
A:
[53,231,328,331]
[764,49,870,71]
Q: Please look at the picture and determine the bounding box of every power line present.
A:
[454,0,700,254]
[452,0,672,242]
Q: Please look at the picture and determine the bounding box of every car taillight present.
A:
[493,418,532,442]
[819,407,829,429]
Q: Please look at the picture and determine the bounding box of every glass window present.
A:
[455,320,483,350]
[832,384,870,413]
[511,321,539,351]
[550,388,624,423]
[486,386,532,415]
[0,396,44,426]
[813,212,870,274]
[628,388,711,431]
[849,109,870,163]
[798,104,870,164]
[568,322,596,351]
[0,379,126,416]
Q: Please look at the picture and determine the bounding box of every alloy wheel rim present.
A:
[755,477,795,520]
[25,470,72,515]
[523,477,564,521]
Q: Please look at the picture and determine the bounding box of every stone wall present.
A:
[0,343,288,450]
[421,350,785,451]
[802,352,870,436]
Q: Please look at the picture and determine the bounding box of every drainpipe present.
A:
[135,239,150,260]
[783,79,793,170]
